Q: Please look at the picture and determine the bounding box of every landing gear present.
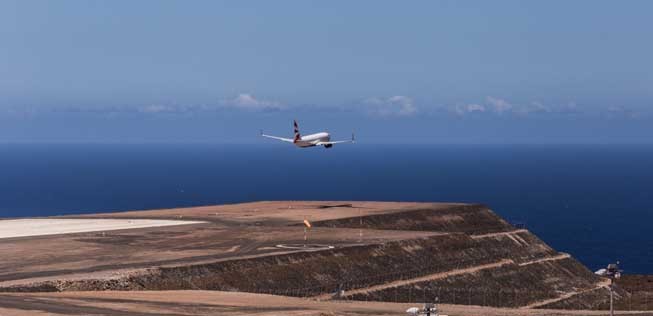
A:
[324,144,333,148]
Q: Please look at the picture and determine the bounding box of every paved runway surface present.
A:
[0,218,204,239]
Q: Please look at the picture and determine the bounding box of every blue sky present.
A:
[1,1,652,143]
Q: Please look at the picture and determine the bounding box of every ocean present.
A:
[0,143,651,274]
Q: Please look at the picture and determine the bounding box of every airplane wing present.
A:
[315,140,353,146]
[315,133,355,146]
[261,133,294,143]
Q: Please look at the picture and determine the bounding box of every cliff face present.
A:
[0,202,616,309]
[313,204,514,235]
[307,204,606,308]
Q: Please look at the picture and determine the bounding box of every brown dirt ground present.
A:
[1,291,652,316]
[0,202,450,287]
[2,201,647,315]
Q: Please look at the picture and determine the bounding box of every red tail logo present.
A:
[293,120,301,143]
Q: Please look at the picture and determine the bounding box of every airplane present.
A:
[261,120,354,148]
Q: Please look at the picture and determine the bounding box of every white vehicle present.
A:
[406,303,444,316]
[261,120,354,149]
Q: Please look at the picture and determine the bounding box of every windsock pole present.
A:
[303,217,311,247]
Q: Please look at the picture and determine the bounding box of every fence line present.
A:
[227,278,622,309]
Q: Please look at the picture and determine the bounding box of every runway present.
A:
[0,218,204,239]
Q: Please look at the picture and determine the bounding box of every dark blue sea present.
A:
[1,143,651,274]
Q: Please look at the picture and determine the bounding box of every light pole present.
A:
[595,261,622,316]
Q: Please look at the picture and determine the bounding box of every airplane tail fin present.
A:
[293,120,301,143]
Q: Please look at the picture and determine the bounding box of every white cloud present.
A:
[606,105,640,119]
[485,97,548,115]
[530,101,551,113]
[452,98,557,116]
[364,95,417,116]
[513,101,552,115]
[558,102,581,114]
[486,96,512,113]
[224,93,284,111]
[138,105,184,113]
[466,104,486,112]
[137,94,285,113]
[454,103,486,115]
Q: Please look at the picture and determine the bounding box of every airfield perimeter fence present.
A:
[245,283,646,310]
[173,241,650,310]
[170,253,653,310]
[236,257,496,297]
[234,249,560,297]
[225,257,646,310]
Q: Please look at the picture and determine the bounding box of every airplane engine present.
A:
[324,144,333,148]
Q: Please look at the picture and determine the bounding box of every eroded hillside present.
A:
[0,201,623,311]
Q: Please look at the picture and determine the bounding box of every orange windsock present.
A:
[303,219,312,228]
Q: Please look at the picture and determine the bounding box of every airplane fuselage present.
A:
[260,120,352,148]
[294,132,330,147]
